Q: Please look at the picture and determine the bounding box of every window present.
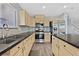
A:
[0,4,17,28]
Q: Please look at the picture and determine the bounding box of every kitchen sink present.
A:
[0,38,16,44]
[0,35,22,44]
[0,34,25,44]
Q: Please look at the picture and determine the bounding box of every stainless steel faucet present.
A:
[2,24,9,39]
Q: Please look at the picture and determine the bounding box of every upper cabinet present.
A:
[44,19,49,26]
[19,10,26,26]
[19,9,35,27]
[35,15,44,23]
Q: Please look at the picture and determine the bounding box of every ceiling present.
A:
[19,3,79,18]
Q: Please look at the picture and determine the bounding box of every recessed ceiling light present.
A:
[64,5,67,8]
[42,6,46,9]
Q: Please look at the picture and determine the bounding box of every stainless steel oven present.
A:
[35,23,44,43]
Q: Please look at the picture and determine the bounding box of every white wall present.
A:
[0,4,2,18]
[0,3,34,38]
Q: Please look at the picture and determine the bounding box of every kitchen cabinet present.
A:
[28,17,35,27]
[19,9,34,27]
[15,49,23,56]
[59,39,79,56]
[22,33,35,56]
[10,41,23,56]
[26,15,31,26]
[32,18,35,27]
[59,46,72,56]
[44,20,49,26]
[35,15,45,19]
[23,33,35,56]
[35,18,44,23]
[19,10,26,25]
[44,33,50,43]
[23,38,29,56]
[35,15,44,23]
[1,33,35,56]
[52,36,59,56]
[52,36,79,56]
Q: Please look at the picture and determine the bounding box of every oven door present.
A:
[35,34,44,43]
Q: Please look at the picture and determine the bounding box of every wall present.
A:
[0,3,34,38]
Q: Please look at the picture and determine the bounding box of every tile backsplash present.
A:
[0,26,35,38]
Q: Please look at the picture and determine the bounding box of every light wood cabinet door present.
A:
[32,18,35,27]
[44,20,49,26]
[19,10,26,25]
[59,46,72,56]
[23,38,29,56]
[35,15,44,23]
[35,18,41,23]
[29,17,35,27]
[10,41,23,56]
[27,15,31,26]
[59,39,79,56]
[23,33,35,56]
[35,15,44,19]
[15,49,23,56]
[52,36,59,56]
[44,33,50,42]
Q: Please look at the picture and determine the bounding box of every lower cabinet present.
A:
[52,36,59,56]
[1,33,35,56]
[59,39,79,56]
[15,49,23,56]
[52,36,79,56]
[44,33,50,43]
[59,46,72,56]
[23,33,35,56]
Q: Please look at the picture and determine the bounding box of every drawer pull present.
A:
[18,47,20,48]
[64,45,66,47]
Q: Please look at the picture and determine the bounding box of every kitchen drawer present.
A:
[59,39,79,56]
[10,42,23,56]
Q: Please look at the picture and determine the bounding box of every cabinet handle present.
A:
[18,47,20,48]
[64,45,66,47]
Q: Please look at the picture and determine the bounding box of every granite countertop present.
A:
[53,34,79,48]
[0,32,33,55]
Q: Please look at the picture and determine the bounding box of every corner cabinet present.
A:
[52,36,79,56]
